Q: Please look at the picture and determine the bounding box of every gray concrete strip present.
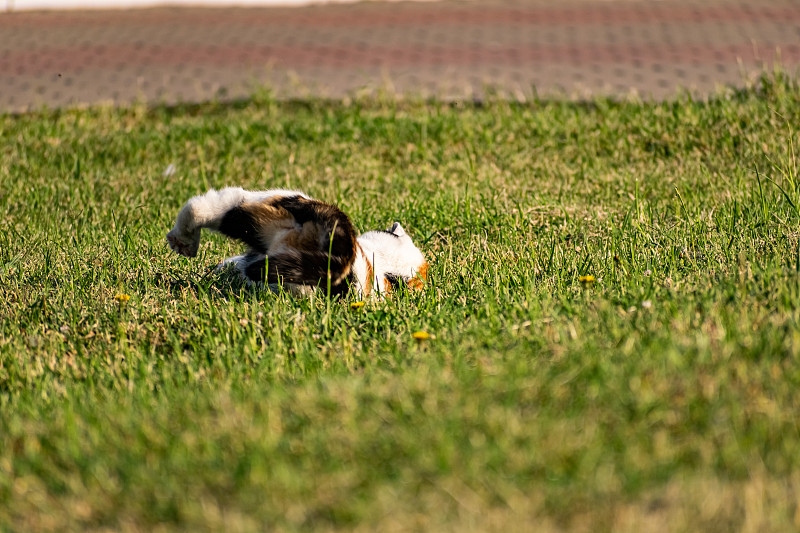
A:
[1,0,799,110]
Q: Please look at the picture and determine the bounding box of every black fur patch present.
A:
[244,255,353,297]
[218,205,267,251]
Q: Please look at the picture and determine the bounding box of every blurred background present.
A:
[2,0,799,111]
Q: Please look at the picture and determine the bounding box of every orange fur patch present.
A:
[407,261,428,290]
[357,244,374,298]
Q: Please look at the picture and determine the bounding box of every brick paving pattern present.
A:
[1,0,800,110]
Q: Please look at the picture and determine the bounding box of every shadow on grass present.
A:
[164,266,272,303]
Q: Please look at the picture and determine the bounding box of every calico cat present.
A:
[166,187,428,298]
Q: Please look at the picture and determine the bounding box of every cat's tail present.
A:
[217,195,359,294]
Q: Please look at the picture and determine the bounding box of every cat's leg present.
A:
[167,187,306,257]
[262,282,313,296]
[284,284,316,297]
[216,254,248,271]
[168,188,245,257]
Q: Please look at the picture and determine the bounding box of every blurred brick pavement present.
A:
[2,0,800,110]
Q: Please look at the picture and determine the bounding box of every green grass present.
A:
[3,75,800,532]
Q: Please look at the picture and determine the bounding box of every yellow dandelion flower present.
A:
[412,331,431,341]
[115,293,131,303]
[578,275,596,288]
[350,301,366,309]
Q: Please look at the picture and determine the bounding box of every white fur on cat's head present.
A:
[357,222,427,295]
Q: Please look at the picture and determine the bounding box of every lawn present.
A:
[2,76,800,532]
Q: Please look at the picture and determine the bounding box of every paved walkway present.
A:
[2,0,800,111]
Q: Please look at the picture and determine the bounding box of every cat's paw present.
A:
[166,228,200,257]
